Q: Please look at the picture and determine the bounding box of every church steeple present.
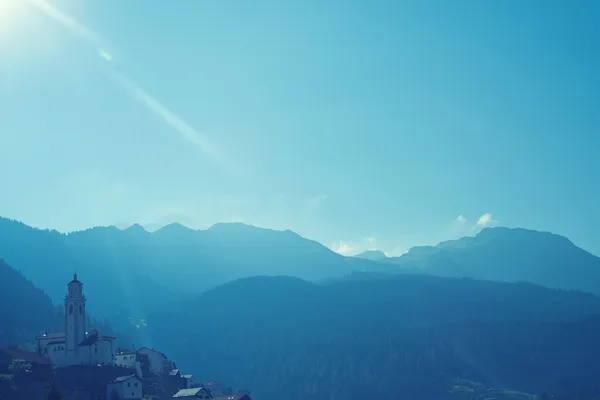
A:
[65,274,86,357]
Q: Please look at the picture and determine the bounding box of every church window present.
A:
[95,347,98,354]
[127,383,131,387]
[69,305,73,314]
[79,305,83,314]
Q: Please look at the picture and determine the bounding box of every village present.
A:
[0,274,252,400]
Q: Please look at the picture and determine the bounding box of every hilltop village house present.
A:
[36,274,116,367]
[107,374,143,400]
[31,275,250,400]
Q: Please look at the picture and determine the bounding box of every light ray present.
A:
[25,0,225,165]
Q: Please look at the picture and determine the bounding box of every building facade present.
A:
[107,374,143,400]
[136,347,169,375]
[36,274,116,367]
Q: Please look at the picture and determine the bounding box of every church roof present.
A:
[79,330,116,346]
[36,332,65,340]
[68,273,82,285]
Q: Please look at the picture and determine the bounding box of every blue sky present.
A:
[0,0,598,256]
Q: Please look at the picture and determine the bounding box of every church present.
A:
[36,274,116,367]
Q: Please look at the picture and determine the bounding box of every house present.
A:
[115,350,146,378]
[115,350,137,369]
[136,347,169,375]
[36,274,117,367]
[173,387,214,399]
[106,374,143,400]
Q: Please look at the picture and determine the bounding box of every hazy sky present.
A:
[0,0,598,256]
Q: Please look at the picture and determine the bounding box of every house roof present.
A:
[182,374,193,379]
[168,369,180,376]
[0,348,51,365]
[137,347,167,359]
[109,374,138,383]
[46,340,65,346]
[214,395,251,400]
[173,388,210,398]
[198,381,221,387]
[36,333,65,340]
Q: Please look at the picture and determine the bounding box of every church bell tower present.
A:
[65,274,86,356]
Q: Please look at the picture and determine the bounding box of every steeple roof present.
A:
[69,273,82,284]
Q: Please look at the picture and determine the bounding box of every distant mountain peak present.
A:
[354,250,387,261]
[155,222,195,233]
[124,223,148,233]
[209,222,256,231]
[474,226,576,247]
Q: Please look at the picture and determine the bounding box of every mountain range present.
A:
[2,216,600,327]
[0,218,380,328]
[357,226,600,295]
[2,216,600,399]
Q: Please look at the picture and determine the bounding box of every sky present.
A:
[0,0,598,256]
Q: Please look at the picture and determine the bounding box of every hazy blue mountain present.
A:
[4,216,600,330]
[144,274,600,400]
[354,249,388,261]
[0,217,381,326]
[0,258,61,347]
[385,227,600,295]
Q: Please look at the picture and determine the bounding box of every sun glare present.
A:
[0,0,27,40]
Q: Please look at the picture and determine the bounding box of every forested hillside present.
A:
[144,274,600,400]
[0,258,60,347]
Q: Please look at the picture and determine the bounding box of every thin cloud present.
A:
[387,247,409,257]
[331,241,358,256]
[477,212,497,227]
[26,0,225,165]
[455,215,467,224]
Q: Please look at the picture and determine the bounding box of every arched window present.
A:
[69,305,73,314]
